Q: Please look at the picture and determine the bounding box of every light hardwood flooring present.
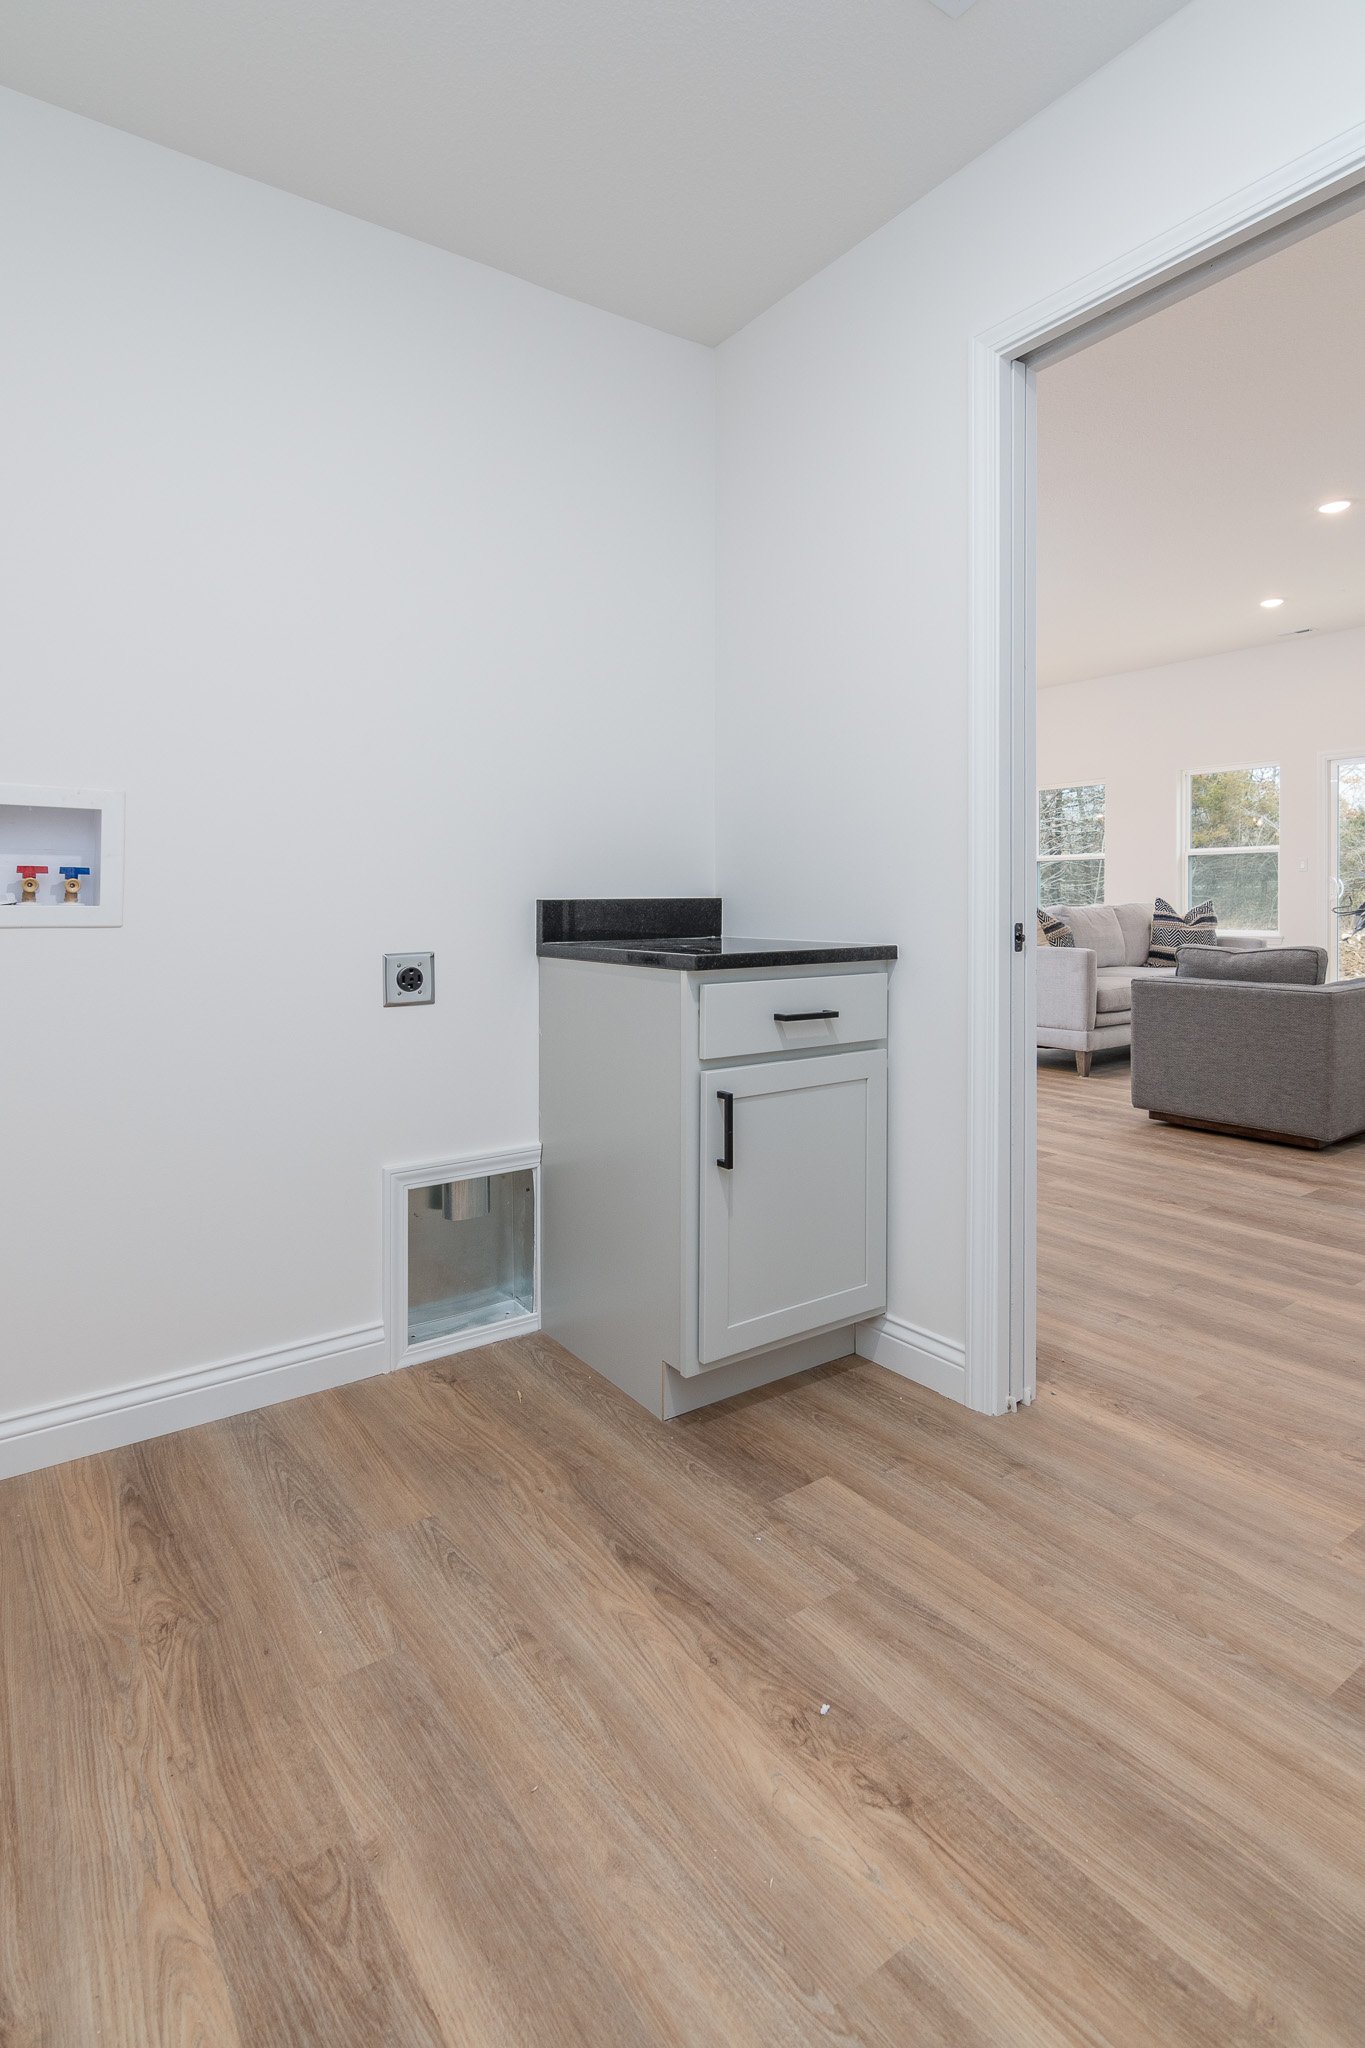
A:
[3,1060,1365,2045]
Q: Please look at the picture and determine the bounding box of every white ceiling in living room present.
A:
[1037,203,1365,688]
[0,0,1187,344]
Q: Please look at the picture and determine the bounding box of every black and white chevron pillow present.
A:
[1148,896,1217,965]
[1036,907,1074,948]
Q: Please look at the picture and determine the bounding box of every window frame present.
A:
[1181,761,1281,936]
[1322,749,1365,981]
[1036,782,1106,908]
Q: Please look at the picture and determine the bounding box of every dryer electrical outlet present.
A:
[383,952,434,1006]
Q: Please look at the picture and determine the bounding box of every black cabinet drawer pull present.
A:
[716,1091,734,1170]
[773,1009,840,1022]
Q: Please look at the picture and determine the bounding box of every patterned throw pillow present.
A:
[1148,896,1217,965]
[1036,907,1075,948]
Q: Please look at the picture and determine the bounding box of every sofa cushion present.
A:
[1176,944,1327,986]
[1056,903,1126,967]
[1113,902,1154,967]
[1095,964,1174,1015]
[1036,906,1074,948]
[1148,897,1217,965]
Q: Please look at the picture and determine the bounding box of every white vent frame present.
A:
[382,1144,541,1371]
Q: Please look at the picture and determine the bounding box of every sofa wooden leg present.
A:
[1076,1051,1093,1077]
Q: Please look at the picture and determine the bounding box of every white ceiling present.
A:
[1037,204,1365,687]
[0,0,1187,344]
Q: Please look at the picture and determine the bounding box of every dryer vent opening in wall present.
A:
[382,1147,541,1371]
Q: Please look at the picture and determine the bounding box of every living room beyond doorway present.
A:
[1031,190,1365,1412]
[1033,199,1365,1139]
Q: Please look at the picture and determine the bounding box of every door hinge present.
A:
[1013,921,1025,953]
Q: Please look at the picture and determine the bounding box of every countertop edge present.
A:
[537,942,899,971]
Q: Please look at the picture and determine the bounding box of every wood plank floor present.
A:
[3,1060,1365,2045]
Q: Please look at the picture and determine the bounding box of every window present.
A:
[1331,756,1365,980]
[1185,765,1279,932]
[1037,784,1105,907]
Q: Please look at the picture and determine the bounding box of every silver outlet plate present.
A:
[384,952,434,1006]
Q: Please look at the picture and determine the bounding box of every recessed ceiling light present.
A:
[1260,597,1284,609]
[1318,499,1353,515]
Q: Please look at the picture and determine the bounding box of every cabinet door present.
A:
[699,1050,887,1366]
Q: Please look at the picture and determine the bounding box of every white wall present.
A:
[716,0,1365,1363]
[1038,627,1365,950]
[0,90,716,1425]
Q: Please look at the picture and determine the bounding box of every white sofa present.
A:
[1037,901,1265,1074]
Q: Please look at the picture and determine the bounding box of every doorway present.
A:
[967,145,1365,1418]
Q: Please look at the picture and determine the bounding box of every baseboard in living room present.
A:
[0,1323,387,1482]
[855,1314,967,1404]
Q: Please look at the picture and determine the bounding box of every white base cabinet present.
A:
[539,956,891,1419]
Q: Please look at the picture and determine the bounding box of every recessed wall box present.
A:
[383,1147,540,1368]
[0,786,124,928]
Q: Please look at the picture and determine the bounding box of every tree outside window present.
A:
[1186,765,1279,933]
[1037,784,1104,907]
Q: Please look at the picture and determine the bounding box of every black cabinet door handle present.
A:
[773,1009,840,1022]
[716,1090,734,1170]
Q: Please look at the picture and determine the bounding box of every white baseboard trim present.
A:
[0,1323,386,1482]
[856,1314,967,1404]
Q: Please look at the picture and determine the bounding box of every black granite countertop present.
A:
[537,898,897,972]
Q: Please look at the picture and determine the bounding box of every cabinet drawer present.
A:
[699,972,887,1061]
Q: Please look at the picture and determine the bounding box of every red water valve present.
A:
[15,864,48,904]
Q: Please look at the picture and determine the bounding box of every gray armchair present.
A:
[1131,950,1365,1147]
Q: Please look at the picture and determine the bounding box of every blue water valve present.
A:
[59,865,91,904]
